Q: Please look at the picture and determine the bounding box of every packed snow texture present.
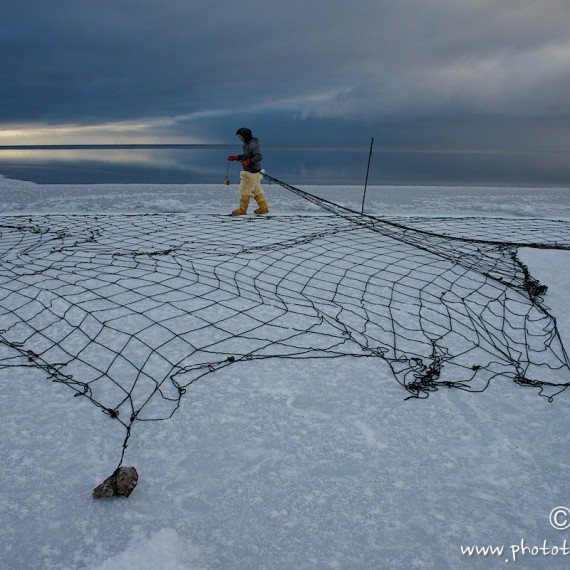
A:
[1,175,570,570]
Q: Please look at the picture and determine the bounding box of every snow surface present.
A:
[1,175,570,570]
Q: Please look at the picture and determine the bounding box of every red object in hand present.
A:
[241,158,251,168]
[227,155,239,161]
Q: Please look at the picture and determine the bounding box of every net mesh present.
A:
[1,176,569,469]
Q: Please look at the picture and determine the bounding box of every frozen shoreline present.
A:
[0,174,569,218]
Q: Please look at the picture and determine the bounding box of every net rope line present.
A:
[1,175,570,471]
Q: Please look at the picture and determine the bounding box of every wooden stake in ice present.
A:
[361,136,374,214]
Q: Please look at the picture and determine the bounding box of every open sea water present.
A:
[1,144,570,187]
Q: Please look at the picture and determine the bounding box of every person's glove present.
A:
[241,158,251,168]
[227,155,239,161]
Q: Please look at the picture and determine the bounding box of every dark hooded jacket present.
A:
[236,128,263,173]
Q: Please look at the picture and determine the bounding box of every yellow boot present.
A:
[231,196,249,215]
[253,195,269,214]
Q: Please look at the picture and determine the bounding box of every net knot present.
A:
[103,407,119,419]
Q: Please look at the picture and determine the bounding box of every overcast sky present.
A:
[1,0,570,151]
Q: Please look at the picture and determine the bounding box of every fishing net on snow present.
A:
[1,175,570,477]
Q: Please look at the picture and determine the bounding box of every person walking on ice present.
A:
[227,127,269,215]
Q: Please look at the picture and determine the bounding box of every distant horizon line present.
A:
[1,143,569,155]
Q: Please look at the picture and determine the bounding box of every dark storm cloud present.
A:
[1,0,570,151]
